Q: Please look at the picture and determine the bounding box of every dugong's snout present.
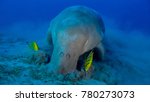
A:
[49,47,78,74]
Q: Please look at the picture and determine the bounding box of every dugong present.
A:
[47,6,105,74]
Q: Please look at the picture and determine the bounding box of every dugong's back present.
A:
[50,6,105,37]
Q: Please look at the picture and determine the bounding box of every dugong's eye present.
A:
[66,53,71,59]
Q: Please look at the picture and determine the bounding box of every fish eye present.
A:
[66,53,71,59]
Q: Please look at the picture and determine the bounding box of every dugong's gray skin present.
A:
[47,6,105,74]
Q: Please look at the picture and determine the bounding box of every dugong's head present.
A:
[49,29,88,74]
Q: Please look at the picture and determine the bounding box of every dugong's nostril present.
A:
[66,53,71,59]
[59,52,64,57]
[59,51,70,59]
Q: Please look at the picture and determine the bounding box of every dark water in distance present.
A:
[0,0,150,34]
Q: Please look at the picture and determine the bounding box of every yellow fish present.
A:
[28,41,39,51]
[84,51,94,72]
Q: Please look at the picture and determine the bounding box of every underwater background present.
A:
[0,0,150,85]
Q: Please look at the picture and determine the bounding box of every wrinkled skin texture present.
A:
[47,6,105,74]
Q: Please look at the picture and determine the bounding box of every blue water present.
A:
[0,0,150,33]
[0,0,150,84]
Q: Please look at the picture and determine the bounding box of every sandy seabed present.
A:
[0,21,150,85]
